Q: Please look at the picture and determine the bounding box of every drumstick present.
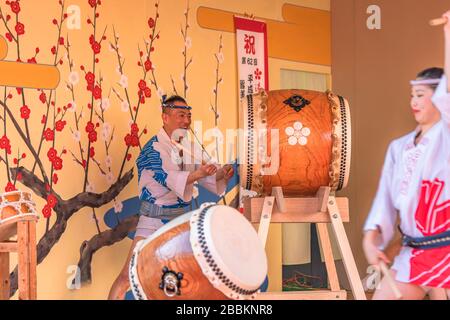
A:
[379,261,403,300]
[170,139,211,165]
[430,17,448,26]
[226,142,234,164]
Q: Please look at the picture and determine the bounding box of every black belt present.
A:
[399,227,450,250]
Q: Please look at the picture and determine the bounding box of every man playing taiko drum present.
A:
[108,95,234,300]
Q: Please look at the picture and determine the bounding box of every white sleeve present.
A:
[432,75,450,128]
[159,147,193,202]
[363,142,398,249]
[198,165,227,196]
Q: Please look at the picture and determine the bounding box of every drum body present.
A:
[239,89,351,196]
[0,191,37,241]
[129,204,267,300]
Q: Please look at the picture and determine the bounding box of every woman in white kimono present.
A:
[363,11,450,300]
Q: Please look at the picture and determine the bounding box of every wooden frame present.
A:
[244,186,366,300]
[0,218,37,300]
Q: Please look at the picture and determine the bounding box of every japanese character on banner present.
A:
[234,16,269,98]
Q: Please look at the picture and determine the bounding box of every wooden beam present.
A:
[327,196,366,300]
[0,252,9,300]
[255,290,347,300]
[196,6,331,65]
[244,197,349,223]
[257,197,275,248]
[28,221,37,300]
[0,242,18,252]
[316,223,340,292]
[17,221,30,300]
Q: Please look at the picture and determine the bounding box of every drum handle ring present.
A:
[160,266,183,297]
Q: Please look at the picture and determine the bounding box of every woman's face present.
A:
[410,85,441,126]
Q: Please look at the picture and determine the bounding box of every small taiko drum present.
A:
[0,191,37,240]
[239,89,351,196]
[129,204,267,300]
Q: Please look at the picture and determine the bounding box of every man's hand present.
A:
[216,164,234,181]
[187,164,218,185]
[198,164,218,178]
[222,164,234,180]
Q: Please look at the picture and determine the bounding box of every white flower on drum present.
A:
[119,74,128,88]
[72,131,81,142]
[285,122,311,146]
[121,101,129,113]
[114,200,123,214]
[68,71,80,86]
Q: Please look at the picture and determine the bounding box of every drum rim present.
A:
[190,204,266,300]
[328,92,352,191]
[239,90,267,195]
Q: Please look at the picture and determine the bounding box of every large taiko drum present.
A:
[129,204,267,300]
[0,191,37,241]
[239,89,351,196]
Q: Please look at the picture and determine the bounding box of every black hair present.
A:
[162,95,187,114]
[416,67,444,89]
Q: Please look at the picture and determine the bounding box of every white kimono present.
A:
[136,128,226,209]
[364,76,450,288]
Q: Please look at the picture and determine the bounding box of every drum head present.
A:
[190,204,267,299]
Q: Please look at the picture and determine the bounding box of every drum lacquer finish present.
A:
[240,89,351,196]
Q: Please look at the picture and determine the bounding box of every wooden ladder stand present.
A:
[243,186,366,300]
[0,216,38,300]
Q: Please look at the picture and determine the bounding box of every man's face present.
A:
[162,100,192,138]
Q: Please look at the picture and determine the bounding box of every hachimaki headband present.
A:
[161,95,192,110]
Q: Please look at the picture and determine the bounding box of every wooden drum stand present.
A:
[243,186,366,300]
[0,216,37,300]
[0,34,59,300]
[0,216,38,300]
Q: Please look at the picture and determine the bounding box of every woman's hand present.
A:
[443,11,450,33]
[363,230,391,266]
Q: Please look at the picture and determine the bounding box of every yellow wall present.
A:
[0,0,330,299]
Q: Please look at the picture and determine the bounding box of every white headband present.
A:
[410,79,441,86]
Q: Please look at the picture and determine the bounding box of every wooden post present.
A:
[0,252,9,300]
[327,196,366,300]
[257,197,275,248]
[316,223,341,292]
[272,187,286,212]
[28,221,37,300]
